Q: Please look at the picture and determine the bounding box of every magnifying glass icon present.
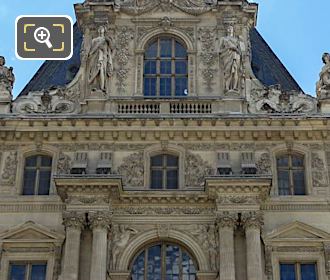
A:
[34,27,53,49]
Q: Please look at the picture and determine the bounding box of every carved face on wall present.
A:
[226,25,234,37]
[0,56,5,66]
[322,53,330,65]
[98,26,106,37]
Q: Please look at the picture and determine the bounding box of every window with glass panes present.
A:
[9,262,47,280]
[150,154,179,189]
[277,153,306,195]
[131,243,196,280]
[280,262,317,280]
[144,37,188,97]
[23,155,52,195]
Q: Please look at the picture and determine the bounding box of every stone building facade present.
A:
[0,0,330,280]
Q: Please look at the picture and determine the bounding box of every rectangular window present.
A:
[280,263,317,280]
[9,262,47,280]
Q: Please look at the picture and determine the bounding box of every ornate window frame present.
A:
[135,28,196,97]
[144,144,185,189]
[264,221,330,280]
[271,144,312,196]
[16,145,59,196]
[0,221,64,280]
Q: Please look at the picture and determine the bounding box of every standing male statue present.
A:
[0,56,15,98]
[317,52,330,98]
[219,25,242,92]
[88,26,114,92]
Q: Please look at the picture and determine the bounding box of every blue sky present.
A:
[0,0,329,98]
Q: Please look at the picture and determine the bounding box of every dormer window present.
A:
[144,37,188,97]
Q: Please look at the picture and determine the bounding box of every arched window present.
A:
[23,155,52,195]
[151,154,179,189]
[144,37,188,97]
[131,243,197,280]
[277,153,306,195]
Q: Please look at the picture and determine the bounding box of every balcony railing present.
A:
[115,98,216,115]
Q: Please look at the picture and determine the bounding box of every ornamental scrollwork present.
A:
[115,26,134,93]
[216,211,238,229]
[241,211,264,230]
[198,27,217,91]
[62,211,86,230]
[89,211,112,230]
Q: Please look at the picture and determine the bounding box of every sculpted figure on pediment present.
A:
[317,52,330,99]
[88,26,114,93]
[0,56,15,99]
[219,25,243,93]
[249,85,316,114]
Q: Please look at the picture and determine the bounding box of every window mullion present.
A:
[26,263,31,280]
[296,263,301,280]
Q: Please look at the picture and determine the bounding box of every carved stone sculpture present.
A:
[185,152,213,187]
[88,26,113,92]
[1,152,18,185]
[249,85,317,114]
[0,56,15,99]
[219,25,243,93]
[111,225,138,269]
[317,53,330,99]
[117,152,144,187]
[12,87,80,114]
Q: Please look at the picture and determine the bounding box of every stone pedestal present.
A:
[89,211,112,280]
[61,211,85,280]
[217,212,237,280]
[243,212,264,280]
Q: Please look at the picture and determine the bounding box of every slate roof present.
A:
[18,26,302,97]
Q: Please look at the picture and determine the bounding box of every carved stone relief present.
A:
[12,87,80,114]
[56,152,72,175]
[179,224,218,271]
[249,85,317,114]
[110,225,138,270]
[115,26,134,93]
[1,151,18,185]
[114,206,214,216]
[117,152,144,187]
[116,0,216,16]
[311,153,328,188]
[198,27,217,91]
[185,152,213,187]
[256,153,272,175]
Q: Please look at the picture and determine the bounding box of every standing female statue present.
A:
[0,56,15,98]
[219,25,242,92]
[88,26,113,92]
[317,52,330,98]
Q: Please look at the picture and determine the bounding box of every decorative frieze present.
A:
[114,206,214,216]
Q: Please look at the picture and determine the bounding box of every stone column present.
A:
[217,212,237,280]
[243,211,264,280]
[61,211,85,280]
[89,211,112,280]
